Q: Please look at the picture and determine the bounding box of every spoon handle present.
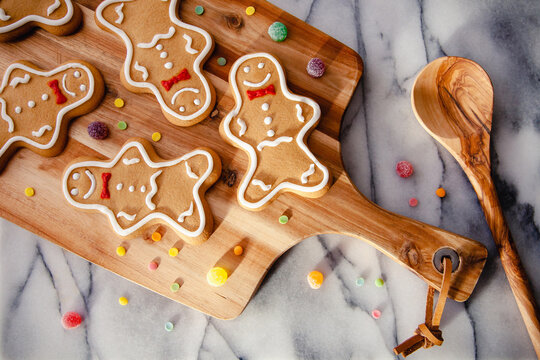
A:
[468,167,540,356]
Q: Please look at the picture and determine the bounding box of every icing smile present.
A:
[243,73,271,88]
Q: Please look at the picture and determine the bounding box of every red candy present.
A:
[396,161,414,178]
[62,311,83,329]
[409,197,418,207]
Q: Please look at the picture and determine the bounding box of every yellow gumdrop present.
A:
[114,98,125,108]
[24,187,35,197]
[116,246,126,256]
[245,6,255,15]
[207,267,228,287]
[152,132,161,142]
[307,270,324,289]
[118,296,128,306]
[169,247,179,257]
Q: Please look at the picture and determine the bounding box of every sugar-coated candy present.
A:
[306,58,326,78]
[61,311,83,329]
[87,121,109,140]
[307,270,324,289]
[268,22,287,42]
[396,161,414,178]
[409,197,418,207]
[207,267,228,287]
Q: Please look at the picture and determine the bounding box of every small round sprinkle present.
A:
[375,278,385,287]
[165,321,174,331]
[116,246,126,256]
[114,98,125,108]
[61,311,83,329]
[217,57,227,66]
[87,121,109,140]
[307,270,324,289]
[152,132,162,142]
[170,282,180,292]
[306,58,326,78]
[207,267,228,287]
[355,277,365,287]
[24,187,35,197]
[148,261,158,271]
[117,121,128,130]
[436,187,446,198]
[169,247,179,257]
[195,5,204,15]
[409,197,418,207]
[245,6,255,15]
[396,161,414,178]
[152,232,162,242]
[118,296,128,306]
[233,245,243,256]
[371,309,382,319]
[279,215,289,224]
[268,22,288,42]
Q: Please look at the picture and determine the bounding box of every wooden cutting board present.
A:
[0,0,488,319]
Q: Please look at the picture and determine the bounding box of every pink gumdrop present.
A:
[396,161,414,178]
[371,309,381,319]
[62,311,83,329]
[148,261,158,271]
[409,197,418,207]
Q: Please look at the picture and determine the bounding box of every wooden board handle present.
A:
[313,172,487,302]
[467,166,540,356]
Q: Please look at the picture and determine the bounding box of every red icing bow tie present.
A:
[47,79,67,105]
[101,172,111,199]
[161,68,191,91]
[246,84,276,100]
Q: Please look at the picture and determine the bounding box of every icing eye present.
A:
[70,188,79,196]
[72,172,80,180]
[179,106,185,112]
[41,94,49,101]
[116,183,123,190]
[15,106,22,114]
[28,101,36,108]
[129,185,135,192]
[164,62,173,69]
[194,99,201,106]
[80,84,86,92]
[258,62,265,69]
[73,71,81,78]
[243,66,250,73]
[156,44,163,51]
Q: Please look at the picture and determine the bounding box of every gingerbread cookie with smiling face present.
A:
[62,139,221,244]
[220,53,331,211]
[0,60,104,173]
[0,0,81,42]
[95,0,215,127]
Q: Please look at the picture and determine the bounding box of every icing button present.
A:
[194,99,201,106]
[164,62,173,69]
[262,103,269,111]
[264,116,272,125]
[28,100,36,108]
[41,94,49,101]
[156,44,163,51]
[160,51,168,58]
[73,71,81,78]
[15,106,22,114]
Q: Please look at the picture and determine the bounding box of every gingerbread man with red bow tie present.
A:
[220,53,331,211]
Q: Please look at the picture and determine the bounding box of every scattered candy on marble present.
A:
[356,277,365,287]
[207,267,228,287]
[279,215,289,224]
[118,296,128,306]
[195,5,204,15]
[24,187,35,197]
[169,247,179,257]
[170,282,180,292]
[306,58,326,78]
[114,98,125,108]
[151,232,162,242]
[436,187,446,198]
[165,321,174,332]
[375,278,385,287]
[245,6,255,16]
[116,246,126,256]
[117,121,128,130]
[61,311,83,329]
[409,197,418,207]
[371,309,381,319]
[234,245,243,256]
[396,160,414,178]
[268,22,288,42]
[151,132,161,142]
[217,57,227,66]
[148,261,158,271]
[307,270,324,289]
[87,121,109,140]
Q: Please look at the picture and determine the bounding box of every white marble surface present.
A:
[1,0,540,359]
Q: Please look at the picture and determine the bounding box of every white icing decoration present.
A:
[160,51,168,58]
[62,142,214,238]
[267,130,275,137]
[62,73,76,97]
[140,185,146,192]
[251,179,271,191]
[9,74,30,88]
[185,162,198,179]
[243,73,271,88]
[137,26,175,48]
[258,62,265,69]
[182,34,198,54]
[72,172,80,180]
[0,1,75,34]
[171,87,199,105]
[262,103,269,111]
[42,93,49,101]
[80,84,86,91]
[237,118,247,136]
[32,125,52,137]
[14,106,21,114]
[134,61,148,81]
[117,211,136,221]
[28,100,36,108]
[164,62,173,69]
[47,0,61,16]
[0,98,14,133]
[114,3,124,24]
[83,170,95,199]
[193,98,200,106]
[243,66,250,73]
[70,188,79,196]
[0,8,11,21]
[223,53,330,210]
[73,71,81,78]
[296,104,305,122]
[256,136,292,151]
[264,116,272,125]
[146,170,162,210]
[95,0,213,123]
[116,183,123,190]
[300,163,315,184]
[156,44,163,51]
[177,201,193,223]
[122,157,140,165]
[179,106,185,112]
[0,63,96,158]
[129,185,135,192]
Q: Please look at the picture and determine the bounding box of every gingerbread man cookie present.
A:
[0,60,104,172]
[62,139,221,244]
[95,0,215,127]
[220,53,331,211]
[0,0,81,42]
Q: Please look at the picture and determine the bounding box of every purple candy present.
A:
[306,58,326,78]
[87,121,109,140]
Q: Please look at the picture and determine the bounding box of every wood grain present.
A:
[0,2,487,319]
[412,56,540,356]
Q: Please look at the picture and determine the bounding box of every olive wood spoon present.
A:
[411,56,540,356]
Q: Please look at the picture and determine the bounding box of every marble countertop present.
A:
[1,0,539,359]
